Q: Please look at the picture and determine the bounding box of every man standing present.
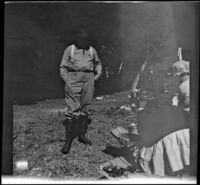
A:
[59,28,102,154]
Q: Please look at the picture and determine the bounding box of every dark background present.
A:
[3,2,199,174]
[4,2,199,103]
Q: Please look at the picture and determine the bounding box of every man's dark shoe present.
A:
[61,118,75,154]
[78,115,92,145]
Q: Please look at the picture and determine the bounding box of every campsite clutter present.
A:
[13,47,191,179]
[97,47,191,179]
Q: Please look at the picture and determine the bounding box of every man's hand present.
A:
[61,72,68,83]
[95,74,101,81]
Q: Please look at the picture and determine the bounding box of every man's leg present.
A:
[64,84,82,119]
[61,117,77,154]
[78,115,92,145]
[78,73,95,145]
[61,72,83,154]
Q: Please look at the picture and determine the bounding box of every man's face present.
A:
[77,29,88,38]
[75,29,89,49]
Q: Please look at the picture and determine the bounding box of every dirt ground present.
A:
[13,90,139,180]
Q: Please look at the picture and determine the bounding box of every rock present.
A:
[120,106,132,112]
[96,96,104,100]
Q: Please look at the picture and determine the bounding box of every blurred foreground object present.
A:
[139,129,190,176]
[138,104,191,176]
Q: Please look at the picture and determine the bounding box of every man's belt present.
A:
[67,67,94,73]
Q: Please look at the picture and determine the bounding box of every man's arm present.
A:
[92,47,102,81]
[60,46,70,81]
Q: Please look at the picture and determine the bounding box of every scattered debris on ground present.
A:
[13,90,136,179]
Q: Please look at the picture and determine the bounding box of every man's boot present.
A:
[78,115,92,145]
[60,118,75,154]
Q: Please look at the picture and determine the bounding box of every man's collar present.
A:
[74,44,90,50]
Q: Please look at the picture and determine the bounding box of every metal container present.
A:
[128,123,138,135]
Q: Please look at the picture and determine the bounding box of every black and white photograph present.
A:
[3,1,199,184]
